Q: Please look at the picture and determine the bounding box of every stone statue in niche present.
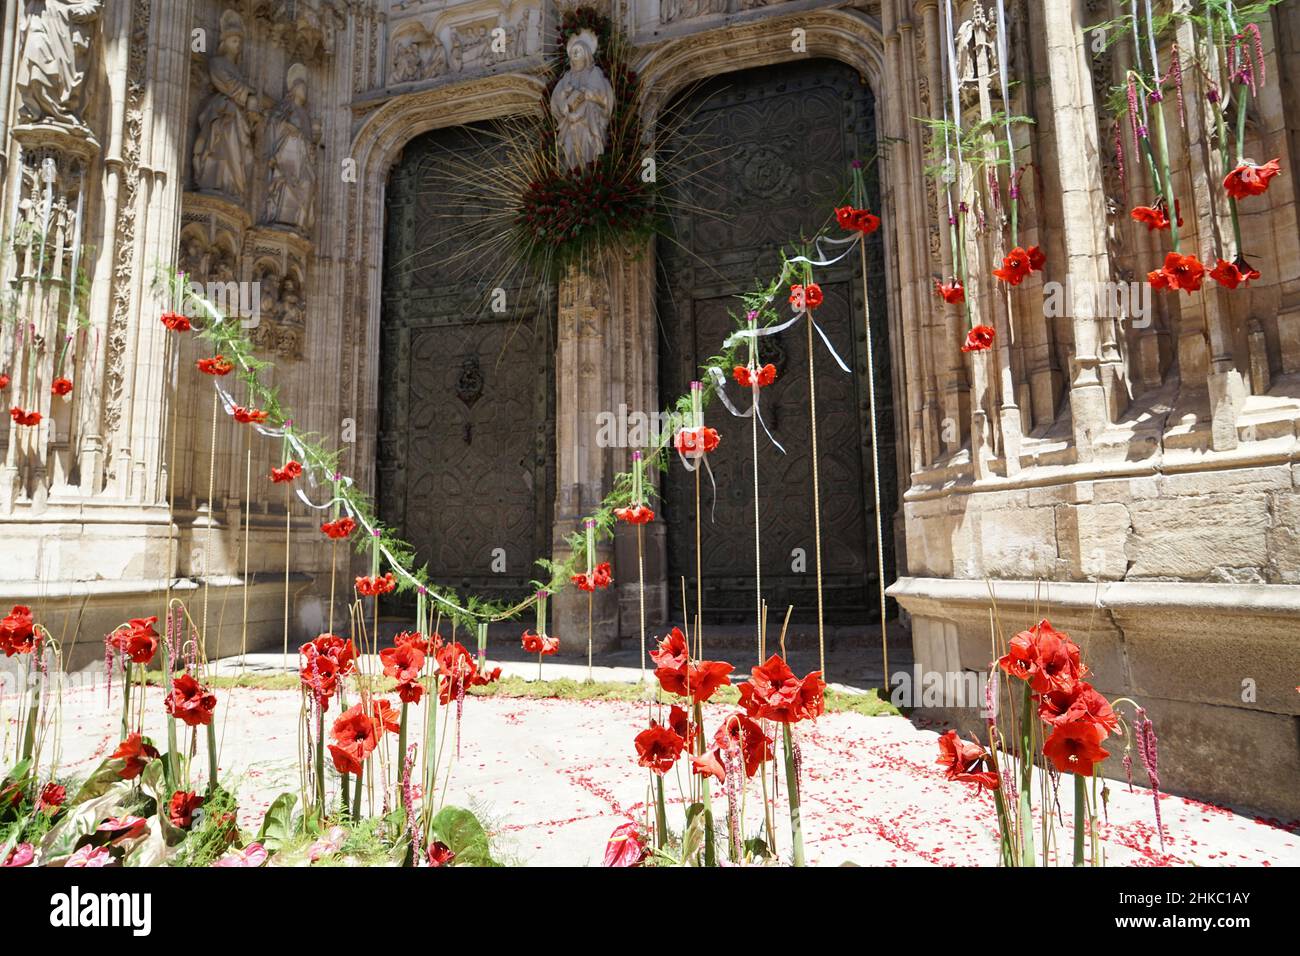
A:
[549,30,613,171]
[16,0,103,129]
[391,37,423,82]
[193,10,263,202]
[263,63,318,233]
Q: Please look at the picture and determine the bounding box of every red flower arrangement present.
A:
[961,325,995,353]
[935,279,965,305]
[355,572,397,597]
[435,641,479,704]
[110,733,159,780]
[328,703,378,774]
[835,205,881,233]
[1222,157,1281,199]
[651,628,733,704]
[196,356,235,376]
[50,377,73,396]
[613,503,655,524]
[1209,255,1261,289]
[1147,251,1206,293]
[997,619,1086,695]
[380,641,426,704]
[673,425,719,457]
[521,630,560,655]
[107,616,159,665]
[714,712,774,778]
[733,363,777,388]
[320,516,356,540]
[936,730,999,790]
[160,311,192,332]
[634,722,685,774]
[270,460,303,483]
[571,561,612,592]
[9,407,41,427]
[165,673,217,727]
[232,405,269,425]
[789,283,824,311]
[0,605,36,657]
[299,633,357,705]
[738,654,825,723]
[992,246,1046,286]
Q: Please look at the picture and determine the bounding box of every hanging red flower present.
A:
[108,616,159,665]
[355,572,397,597]
[160,311,192,332]
[738,654,826,724]
[232,405,269,425]
[1147,251,1205,294]
[168,790,205,829]
[50,377,73,396]
[320,517,356,540]
[602,822,646,867]
[668,704,690,743]
[935,279,965,305]
[1222,157,1281,200]
[835,206,881,234]
[110,732,160,780]
[1130,198,1183,231]
[674,425,720,458]
[714,712,774,778]
[992,246,1046,285]
[521,630,560,655]
[571,561,613,592]
[614,503,655,524]
[1209,255,1261,289]
[789,283,824,311]
[328,703,378,774]
[935,730,1000,790]
[1043,720,1110,776]
[0,605,36,657]
[196,356,235,376]
[960,325,995,353]
[733,363,777,388]
[9,407,41,427]
[165,673,217,727]
[634,722,686,774]
[270,460,303,483]
[997,619,1086,696]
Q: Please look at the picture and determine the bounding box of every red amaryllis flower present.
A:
[396,678,424,705]
[371,698,401,735]
[1043,720,1110,776]
[668,704,690,743]
[470,664,501,688]
[270,460,303,483]
[714,713,774,778]
[1038,681,1119,737]
[0,605,36,656]
[108,616,159,665]
[1147,251,1206,293]
[657,656,733,704]
[110,733,159,780]
[997,619,1085,695]
[690,749,726,783]
[651,628,690,670]
[36,782,66,813]
[1209,255,1261,289]
[160,311,192,332]
[521,630,560,655]
[381,640,425,685]
[738,654,826,724]
[328,703,378,774]
[935,279,965,304]
[232,405,269,425]
[992,246,1046,285]
[320,516,356,539]
[427,841,456,867]
[614,504,655,524]
[168,790,205,828]
[935,730,1000,790]
[634,722,686,774]
[571,561,612,592]
[196,355,235,376]
[50,377,73,396]
[1130,198,1183,231]
[674,425,720,457]
[835,206,881,234]
[1223,157,1281,199]
[733,363,777,388]
[789,283,824,311]
[602,822,646,867]
[299,633,356,705]
[355,572,397,596]
[961,325,995,353]
[0,374,9,390]
[394,630,436,654]
[9,407,40,427]
[435,641,479,704]
[165,673,217,727]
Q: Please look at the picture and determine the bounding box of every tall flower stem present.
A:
[282,482,291,668]
[1073,773,1087,867]
[1017,681,1036,866]
[120,661,132,740]
[351,762,363,819]
[655,774,668,848]
[693,700,716,867]
[206,709,219,792]
[397,701,409,788]
[315,704,326,812]
[782,722,805,867]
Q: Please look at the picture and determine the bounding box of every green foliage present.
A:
[430,806,497,867]
[257,792,297,852]
[169,785,240,868]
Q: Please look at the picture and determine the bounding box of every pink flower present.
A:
[602,821,646,867]
[213,843,268,867]
[2,843,34,867]
[66,845,114,868]
[308,826,348,863]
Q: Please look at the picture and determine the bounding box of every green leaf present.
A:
[430,806,496,867]
[743,836,771,860]
[256,792,297,852]
[679,810,706,866]
[39,782,132,862]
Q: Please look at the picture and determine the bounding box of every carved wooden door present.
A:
[379,125,555,607]
[657,59,895,625]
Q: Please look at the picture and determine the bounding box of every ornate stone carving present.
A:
[549,30,614,171]
[262,63,318,234]
[15,0,103,132]
[661,0,728,25]
[193,10,262,202]
[252,0,343,63]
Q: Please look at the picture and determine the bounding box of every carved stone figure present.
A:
[549,30,614,171]
[263,63,318,232]
[391,37,423,83]
[193,11,260,201]
[16,0,103,128]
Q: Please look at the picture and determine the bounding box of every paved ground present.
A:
[5,650,1297,867]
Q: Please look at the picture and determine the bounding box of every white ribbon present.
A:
[704,365,786,454]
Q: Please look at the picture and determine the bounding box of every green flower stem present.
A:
[315,705,326,813]
[992,782,1014,867]
[1018,680,1036,867]
[693,700,716,867]
[1151,100,1179,252]
[655,774,668,848]
[782,722,805,867]
[120,662,132,741]
[19,658,38,763]
[160,615,180,790]
[206,711,219,792]
[397,701,408,800]
[352,762,363,820]
[1073,773,1087,867]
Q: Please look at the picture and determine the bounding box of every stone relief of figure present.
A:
[193,10,262,202]
[548,30,614,172]
[391,36,423,83]
[427,36,449,78]
[263,63,318,233]
[16,0,103,128]
[177,235,209,281]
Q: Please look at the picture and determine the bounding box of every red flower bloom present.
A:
[1147,251,1206,294]
[168,790,205,828]
[733,363,777,388]
[997,619,1085,695]
[691,749,726,783]
[232,405,269,425]
[668,704,690,743]
[602,822,645,867]
[371,698,401,735]
[674,425,720,457]
[656,654,733,705]
[196,356,235,376]
[427,841,456,867]
[299,633,357,705]
[9,407,40,427]
[394,630,436,654]
[936,730,1000,790]
[380,641,425,686]
[165,673,217,727]
[935,279,965,304]
[634,722,686,775]
[571,561,613,592]
[36,782,66,813]
[1209,255,1261,290]
[614,504,655,524]
[993,246,1045,285]
[160,311,192,332]
[328,703,379,774]
[320,517,356,540]
[1130,199,1183,231]
[961,325,995,353]
[435,641,479,704]
[0,605,36,656]
[714,713,774,778]
[110,733,159,780]
[651,628,690,671]
[0,374,9,390]
[470,665,501,688]
[355,572,397,597]
[835,206,881,234]
[738,654,826,724]
[270,460,303,483]
[50,377,73,396]
[1223,157,1281,199]
[1043,721,1110,776]
[521,630,560,655]
[1038,681,1119,737]
[108,616,159,665]
[789,283,824,311]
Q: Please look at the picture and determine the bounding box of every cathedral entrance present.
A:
[377,124,556,609]
[657,58,897,626]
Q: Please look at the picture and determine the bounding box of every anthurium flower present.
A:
[110,732,159,780]
[1209,255,1261,289]
[789,283,824,311]
[674,425,720,458]
[168,790,205,829]
[1043,720,1110,776]
[997,619,1085,695]
[232,405,269,424]
[1147,251,1206,293]
[936,730,1000,790]
[270,460,303,483]
[328,703,378,773]
[308,826,348,863]
[601,822,645,867]
[2,843,33,867]
[935,279,965,304]
[97,815,148,844]
[428,841,456,867]
[635,722,686,774]
[835,206,881,233]
[521,630,560,655]
[320,516,356,539]
[738,654,826,724]
[961,325,995,353]
[614,504,655,524]
[213,843,268,867]
[733,363,777,388]
[196,355,235,376]
[166,673,217,727]
[1038,681,1119,736]
[0,605,36,656]
[355,572,397,596]
[36,783,66,813]
[992,246,1045,285]
[9,407,40,427]
[51,377,73,396]
[714,713,774,777]
[160,311,192,332]
[66,845,114,867]
[1223,157,1281,199]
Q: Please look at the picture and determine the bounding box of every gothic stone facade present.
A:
[1,1,1299,817]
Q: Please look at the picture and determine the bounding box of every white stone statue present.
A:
[193,10,259,201]
[548,30,614,171]
[263,63,318,232]
[16,0,103,128]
